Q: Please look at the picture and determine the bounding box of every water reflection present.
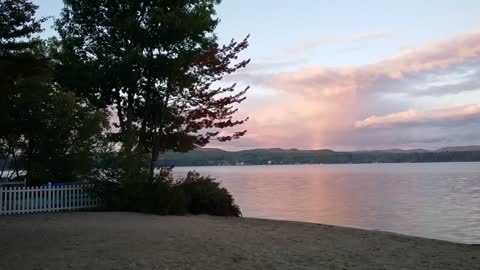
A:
[175,163,480,244]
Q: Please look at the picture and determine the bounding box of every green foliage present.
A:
[0,0,45,54]
[89,166,241,217]
[56,0,250,180]
[0,43,109,184]
[0,0,48,154]
[1,0,243,218]
[176,171,241,216]
[29,92,109,184]
[0,0,109,184]
[90,170,174,214]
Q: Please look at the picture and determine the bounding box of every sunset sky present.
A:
[36,0,480,150]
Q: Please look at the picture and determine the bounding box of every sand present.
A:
[0,212,478,270]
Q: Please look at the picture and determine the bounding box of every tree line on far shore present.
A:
[0,0,249,216]
[157,148,480,166]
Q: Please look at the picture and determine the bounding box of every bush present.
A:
[89,167,241,217]
[174,171,241,217]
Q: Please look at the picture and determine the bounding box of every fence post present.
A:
[48,182,52,212]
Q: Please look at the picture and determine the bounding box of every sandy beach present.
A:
[0,212,478,270]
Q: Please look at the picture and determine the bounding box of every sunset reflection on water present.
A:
[175,163,480,244]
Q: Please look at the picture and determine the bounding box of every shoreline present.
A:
[1,212,478,269]
[169,161,480,167]
[249,217,479,246]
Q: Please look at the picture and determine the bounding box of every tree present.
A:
[56,0,250,178]
[29,89,109,184]
[0,0,47,95]
[0,1,109,185]
[0,0,44,53]
[0,0,48,181]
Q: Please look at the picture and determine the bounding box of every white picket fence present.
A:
[0,183,98,215]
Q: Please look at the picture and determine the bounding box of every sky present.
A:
[35,0,480,150]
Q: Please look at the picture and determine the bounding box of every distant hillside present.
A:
[357,149,429,154]
[157,146,480,166]
[436,146,480,152]
[194,148,227,153]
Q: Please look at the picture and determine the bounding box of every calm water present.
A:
[175,163,480,244]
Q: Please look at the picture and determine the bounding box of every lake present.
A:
[175,162,480,244]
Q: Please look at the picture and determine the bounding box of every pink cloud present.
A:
[230,91,360,149]
[268,30,480,97]
[221,30,480,149]
[355,104,480,128]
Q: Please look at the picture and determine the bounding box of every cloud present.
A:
[354,104,480,128]
[322,122,480,151]
[224,57,310,86]
[267,30,480,97]
[222,30,480,150]
[412,68,480,96]
[232,100,480,150]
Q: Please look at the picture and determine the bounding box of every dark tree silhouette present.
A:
[0,1,108,185]
[56,0,250,178]
[0,0,47,182]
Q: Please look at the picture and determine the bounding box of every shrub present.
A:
[89,166,241,217]
[173,171,241,217]
[88,167,174,214]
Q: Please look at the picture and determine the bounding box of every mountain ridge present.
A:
[196,145,480,154]
[157,145,480,166]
